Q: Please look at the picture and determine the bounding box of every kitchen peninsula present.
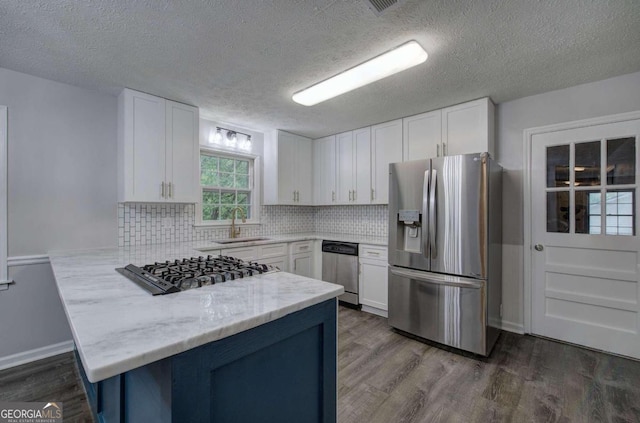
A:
[49,241,343,423]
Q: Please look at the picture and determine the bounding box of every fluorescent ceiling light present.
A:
[292,40,428,106]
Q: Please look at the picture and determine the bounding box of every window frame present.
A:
[196,146,261,227]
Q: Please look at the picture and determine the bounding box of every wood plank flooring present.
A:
[338,306,640,423]
[0,352,93,422]
[1,306,639,422]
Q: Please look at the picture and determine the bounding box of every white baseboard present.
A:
[499,320,525,334]
[0,340,75,371]
[361,305,388,318]
[8,255,50,267]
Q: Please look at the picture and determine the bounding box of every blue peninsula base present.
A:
[77,299,338,423]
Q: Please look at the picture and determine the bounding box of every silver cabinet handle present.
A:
[353,190,357,201]
[437,144,440,157]
[390,267,483,289]
[349,190,353,201]
[332,191,335,202]
[443,143,447,156]
[293,191,296,202]
[168,182,173,198]
[371,189,374,201]
[534,244,544,251]
[161,182,166,198]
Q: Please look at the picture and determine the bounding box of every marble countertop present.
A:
[49,241,344,383]
[195,232,387,250]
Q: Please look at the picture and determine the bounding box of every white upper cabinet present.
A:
[118,88,199,203]
[336,128,371,204]
[371,119,403,204]
[313,135,336,205]
[264,130,313,205]
[403,110,441,161]
[441,97,495,157]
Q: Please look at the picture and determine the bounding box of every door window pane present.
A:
[575,141,600,186]
[607,137,635,185]
[605,190,635,235]
[576,191,600,234]
[546,145,570,187]
[547,191,570,233]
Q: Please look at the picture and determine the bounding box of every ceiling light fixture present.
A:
[292,40,428,106]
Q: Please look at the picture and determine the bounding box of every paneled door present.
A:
[531,118,640,359]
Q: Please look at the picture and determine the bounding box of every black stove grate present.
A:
[116,255,278,295]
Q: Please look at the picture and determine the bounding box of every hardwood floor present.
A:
[0,352,93,422]
[338,306,640,423]
[1,307,639,422]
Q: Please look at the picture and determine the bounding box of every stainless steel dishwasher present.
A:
[321,240,359,306]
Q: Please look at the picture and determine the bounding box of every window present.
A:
[199,150,257,223]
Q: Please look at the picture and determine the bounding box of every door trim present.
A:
[0,106,10,288]
[523,110,640,334]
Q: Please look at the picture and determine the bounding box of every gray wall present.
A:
[0,68,117,358]
[496,70,640,329]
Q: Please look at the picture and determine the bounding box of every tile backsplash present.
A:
[118,203,387,247]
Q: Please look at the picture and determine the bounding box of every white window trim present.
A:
[194,146,262,227]
[0,106,11,289]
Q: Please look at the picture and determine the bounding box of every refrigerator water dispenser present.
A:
[398,210,421,253]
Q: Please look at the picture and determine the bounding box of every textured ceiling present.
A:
[1,0,640,138]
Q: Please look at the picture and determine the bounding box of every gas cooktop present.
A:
[116,255,279,295]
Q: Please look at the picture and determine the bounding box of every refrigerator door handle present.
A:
[422,170,430,258]
[389,267,483,289]
[429,169,437,258]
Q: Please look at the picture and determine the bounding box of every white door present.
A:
[531,118,640,359]
[296,136,313,205]
[336,131,354,204]
[402,110,441,161]
[353,127,371,205]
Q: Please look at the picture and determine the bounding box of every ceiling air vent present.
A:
[365,0,405,15]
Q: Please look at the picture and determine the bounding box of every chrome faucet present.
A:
[229,207,246,238]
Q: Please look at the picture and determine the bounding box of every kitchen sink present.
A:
[212,237,271,244]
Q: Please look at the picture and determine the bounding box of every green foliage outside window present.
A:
[201,154,252,221]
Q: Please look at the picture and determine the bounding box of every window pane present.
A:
[546,145,570,187]
[236,160,249,174]
[219,158,235,173]
[220,192,236,204]
[219,172,234,188]
[220,205,236,220]
[607,137,635,185]
[237,192,249,204]
[605,189,635,236]
[547,191,570,233]
[575,141,600,186]
[201,169,218,186]
[201,155,218,172]
[576,191,600,234]
[202,205,220,221]
[202,191,219,204]
[236,174,249,189]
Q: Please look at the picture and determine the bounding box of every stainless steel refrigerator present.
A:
[388,152,502,356]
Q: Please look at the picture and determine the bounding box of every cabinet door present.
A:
[258,256,289,272]
[403,110,441,161]
[353,127,371,204]
[319,136,337,205]
[371,119,403,204]
[441,97,494,157]
[359,258,388,311]
[336,131,354,204]
[296,136,313,205]
[221,246,258,261]
[166,100,199,203]
[313,138,327,205]
[277,131,297,204]
[121,89,166,202]
[291,253,312,278]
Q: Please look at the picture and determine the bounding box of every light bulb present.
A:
[213,128,222,144]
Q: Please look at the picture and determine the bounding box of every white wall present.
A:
[0,67,117,359]
[495,70,640,331]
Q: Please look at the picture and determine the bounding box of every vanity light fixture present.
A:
[292,40,428,106]
[213,127,253,151]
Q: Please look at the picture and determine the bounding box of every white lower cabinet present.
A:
[222,243,289,271]
[359,245,388,317]
[290,241,313,278]
[258,256,289,272]
[221,246,258,261]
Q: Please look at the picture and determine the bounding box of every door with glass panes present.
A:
[531,118,640,359]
